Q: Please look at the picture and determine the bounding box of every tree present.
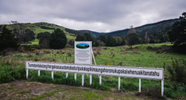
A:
[139,38,145,44]
[49,28,67,49]
[116,37,122,46]
[37,32,51,40]
[94,39,99,47]
[75,33,97,46]
[83,33,93,41]
[98,35,106,43]
[168,12,186,53]
[163,33,169,43]
[162,26,171,43]
[0,26,19,51]
[0,25,2,32]
[125,33,139,47]
[83,32,96,46]
[149,38,156,43]
[75,34,86,41]
[11,21,35,43]
[106,35,112,46]
[128,25,136,34]
[37,32,51,48]
[99,41,105,46]
[23,29,35,43]
[92,36,97,47]
[113,37,118,46]
[121,38,125,45]
[106,35,117,46]
[145,32,150,44]
[68,39,75,47]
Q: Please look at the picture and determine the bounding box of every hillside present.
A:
[0,22,77,45]
[77,18,179,38]
[78,30,107,37]
[3,22,76,41]
[0,18,179,44]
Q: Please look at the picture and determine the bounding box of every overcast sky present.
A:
[0,0,185,32]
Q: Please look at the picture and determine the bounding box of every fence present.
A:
[26,61,164,96]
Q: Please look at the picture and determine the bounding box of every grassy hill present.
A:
[3,22,76,45]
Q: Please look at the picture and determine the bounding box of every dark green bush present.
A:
[0,26,19,52]
[142,84,162,98]
[18,67,26,79]
[164,84,186,99]
[0,66,26,83]
[90,83,110,90]
[121,82,138,92]
[164,87,176,98]
[49,28,67,49]
[0,70,15,83]
[10,70,21,80]
[35,75,52,83]
[167,59,186,84]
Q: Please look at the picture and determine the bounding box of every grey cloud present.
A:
[0,0,186,32]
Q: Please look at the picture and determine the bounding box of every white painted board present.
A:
[26,61,164,80]
[74,41,92,65]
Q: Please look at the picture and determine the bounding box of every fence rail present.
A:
[26,61,164,96]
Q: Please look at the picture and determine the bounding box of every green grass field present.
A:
[0,43,186,99]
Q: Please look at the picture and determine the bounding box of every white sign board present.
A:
[74,41,92,65]
[26,61,164,80]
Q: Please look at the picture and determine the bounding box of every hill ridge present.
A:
[0,18,179,38]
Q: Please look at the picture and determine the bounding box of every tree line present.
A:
[0,23,68,52]
[0,12,185,54]
[75,33,125,47]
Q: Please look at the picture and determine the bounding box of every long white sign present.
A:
[26,61,164,80]
[74,41,92,65]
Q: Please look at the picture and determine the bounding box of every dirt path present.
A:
[0,80,163,100]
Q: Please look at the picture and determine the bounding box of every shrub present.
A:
[106,35,117,46]
[0,66,25,83]
[168,12,186,54]
[125,33,139,47]
[0,70,15,83]
[49,28,67,49]
[0,25,19,52]
[167,59,186,84]
[68,39,75,47]
[121,82,138,92]
[65,44,72,48]
[39,38,50,49]
[20,45,41,51]
[175,95,186,100]
[90,83,110,90]
[142,84,162,98]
